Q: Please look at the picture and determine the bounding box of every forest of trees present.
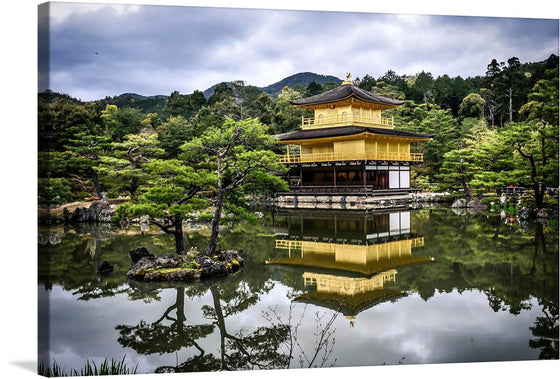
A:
[38,54,559,224]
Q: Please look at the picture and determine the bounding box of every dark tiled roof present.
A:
[290,84,404,107]
[275,126,434,141]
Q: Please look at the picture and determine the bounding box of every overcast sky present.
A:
[40,1,559,101]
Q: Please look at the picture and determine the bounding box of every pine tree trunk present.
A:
[206,153,225,257]
[462,179,473,199]
[174,216,185,254]
[93,171,101,197]
[210,286,228,370]
[508,87,513,123]
[206,189,224,256]
[534,183,545,208]
[130,176,138,196]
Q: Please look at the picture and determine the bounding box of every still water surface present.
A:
[38,208,559,373]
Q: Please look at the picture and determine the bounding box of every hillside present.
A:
[96,93,168,114]
[260,72,342,97]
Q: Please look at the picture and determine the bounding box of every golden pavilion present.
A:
[275,75,432,205]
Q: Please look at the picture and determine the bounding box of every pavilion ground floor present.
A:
[275,161,419,209]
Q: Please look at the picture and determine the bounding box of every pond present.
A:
[38,207,559,374]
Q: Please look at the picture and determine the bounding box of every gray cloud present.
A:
[42,3,559,101]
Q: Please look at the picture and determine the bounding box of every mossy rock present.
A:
[127,248,243,282]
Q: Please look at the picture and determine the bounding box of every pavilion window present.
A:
[349,171,363,183]
[302,170,314,184]
[313,171,334,183]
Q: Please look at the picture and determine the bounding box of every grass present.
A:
[38,356,138,377]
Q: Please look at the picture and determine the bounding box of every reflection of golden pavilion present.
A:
[272,237,426,276]
[267,210,433,321]
[303,269,396,296]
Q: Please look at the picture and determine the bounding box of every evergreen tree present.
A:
[100,104,144,141]
[116,159,213,254]
[64,132,112,196]
[157,116,192,158]
[97,132,165,196]
[182,118,287,256]
[458,93,486,121]
[272,86,305,133]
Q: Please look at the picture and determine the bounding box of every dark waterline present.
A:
[37,208,559,373]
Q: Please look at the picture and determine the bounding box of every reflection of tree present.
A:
[529,300,559,359]
[116,254,290,373]
[117,287,214,354]
[117,276,338,373]
[200,284,290,370]
[38,225,177,300]
[263,300,339,369]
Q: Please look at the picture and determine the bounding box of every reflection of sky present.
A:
[40,279,540,373]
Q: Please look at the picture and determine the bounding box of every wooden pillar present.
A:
[333,166,337,188]
[299,166,303,187]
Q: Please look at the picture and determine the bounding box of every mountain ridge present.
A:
[201,72,342,98]
[40,71,343,108]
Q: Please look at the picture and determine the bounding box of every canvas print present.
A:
[37,1,559,376]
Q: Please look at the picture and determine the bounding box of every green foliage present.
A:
[115,158,212,217]
[271,86,305,133]
[520,67,559,126]
[157,116,193,158]
[305,80,323,96]
[396,108,459,178]
[97,93,167,114]
[100,104,144,141]
[437,148,478,196]
[458,93,486,120]
[97,132,165,196]
[38,97,102,151]
[182,118,287,255]
[502,121,559,196]
[163,90,207,119]
[355,74,376,91]
[38,177,75,205]
[182,118,287,191]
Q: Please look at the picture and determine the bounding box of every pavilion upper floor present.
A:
[276,126,432,164]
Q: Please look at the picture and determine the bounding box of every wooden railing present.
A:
[302,114,394,129]
[281,186,420,195]
[279,151,424,163]
[275,237,425,251]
